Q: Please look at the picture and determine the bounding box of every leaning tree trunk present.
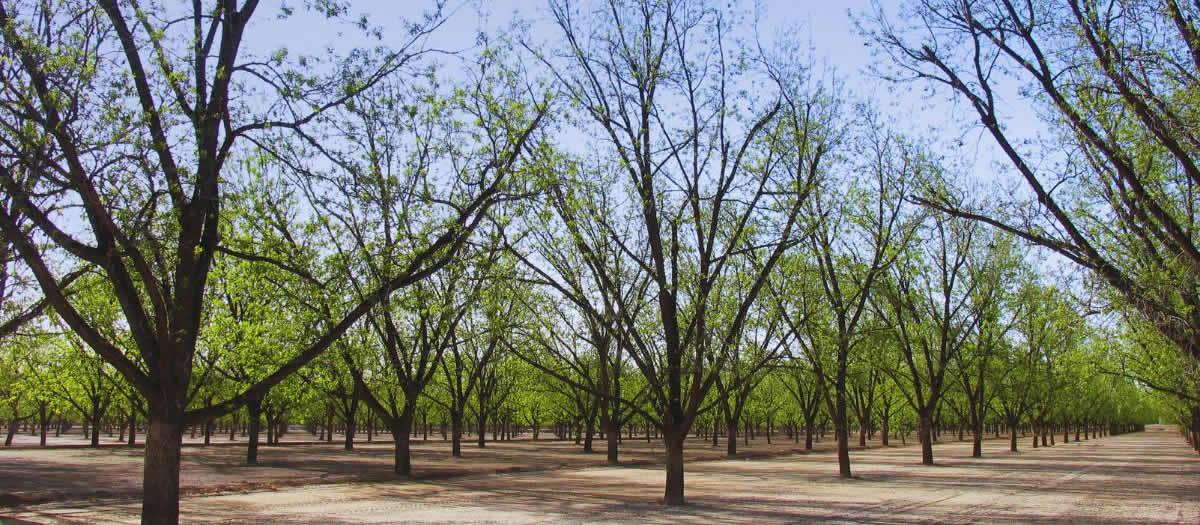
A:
[4,417,18,447]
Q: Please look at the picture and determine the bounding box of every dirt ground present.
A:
[3,426,1198,524]
[0,429,852,504]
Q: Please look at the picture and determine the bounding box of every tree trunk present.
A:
[1190,406,1199,453]
[971,412,983,458]
[835,391,852,478]
[246,398,262,465]
[476,410,487,448]
[583,415,595,453]
[130,412,139,447]
[451,411,463,458]
[3,418,17,447]
[605,414,619,465]
[344,414,356,451]
[141,408,184,525]
[726,417,737,457]
[90,401,102,447]
[918,410,934,466]
[393,415,414,476]
[663,428,685,505]
[38,404,49,447]
[324,408,334,443]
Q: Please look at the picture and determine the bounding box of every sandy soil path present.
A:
[4,427,1197,524]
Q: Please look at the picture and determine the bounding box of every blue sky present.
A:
[255,0,1045,187]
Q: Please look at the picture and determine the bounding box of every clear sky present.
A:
[255,0,1045,187]
[267,1,904,103]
